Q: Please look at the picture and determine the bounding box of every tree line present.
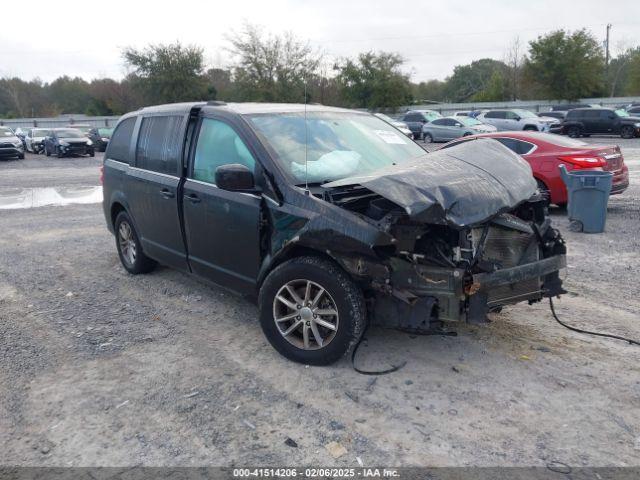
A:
[1,25,639,118]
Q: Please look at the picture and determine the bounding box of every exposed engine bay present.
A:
[313,140,567,330]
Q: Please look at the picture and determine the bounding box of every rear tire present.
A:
[45,146,51,157]
[18,153,24,160]
[621,126,635,139]
[114,211,157,275]
[259,256,366,366]
[567,126,581,138]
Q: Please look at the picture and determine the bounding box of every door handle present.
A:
[159,188,175,199]
[184,193,201,204]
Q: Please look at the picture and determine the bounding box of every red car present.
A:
[440,132,629,205]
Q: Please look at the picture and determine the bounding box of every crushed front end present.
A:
[319,140,567,330]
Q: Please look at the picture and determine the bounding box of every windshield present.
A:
[513,109,538,119]
[55,129,84,138]
[459,117,482,126]
[248,112,426,184]
[33,129,50,136]
[424,111,442,120]
[615,109,629,117]
[0,127,14,137]
[70,126,91,133]
[98,128,114,136]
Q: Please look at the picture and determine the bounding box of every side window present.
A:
[495,138,520,153]
[584,110,600,119]
[431,119,446,126]
[192,118,256,185]
[505,111,519,120]
[107,117,136,163]
[515,140,535,155]
[136,115,184,175]
[484,111,497,118]
[599,110,613,119]
[404,113,419,122]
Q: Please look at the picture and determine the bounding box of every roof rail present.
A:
[206,101,227,106]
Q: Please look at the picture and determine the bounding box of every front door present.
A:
[182,116,262,295]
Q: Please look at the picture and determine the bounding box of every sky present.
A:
[1,0,639,83]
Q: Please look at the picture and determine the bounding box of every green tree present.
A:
[336,52,412,109]
[444,59,509,102]
[47,76,92,114]
[473,70,507,101]
[122,42,210,104]
[625,49,640,95]
[413,79,447,103]
[227,24,321,102]
[524,29,605,100]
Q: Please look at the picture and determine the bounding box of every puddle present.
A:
[0,186,102,209]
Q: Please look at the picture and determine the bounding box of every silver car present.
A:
[421,116,497,143]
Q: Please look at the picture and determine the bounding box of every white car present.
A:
[477,109,560,132]
[25,128,52,153]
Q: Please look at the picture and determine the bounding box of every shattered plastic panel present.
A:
[323,139,537,228]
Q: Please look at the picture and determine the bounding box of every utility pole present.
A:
[605,23,612,74]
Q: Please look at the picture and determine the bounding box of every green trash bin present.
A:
[559,164,613,233]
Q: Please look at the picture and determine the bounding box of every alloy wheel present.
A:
[118,221,137,266]
[272,279,339,350]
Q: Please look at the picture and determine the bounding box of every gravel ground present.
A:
[1,138,639,467]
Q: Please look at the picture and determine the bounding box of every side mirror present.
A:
[514,116,521,121]
[215,163,255,191]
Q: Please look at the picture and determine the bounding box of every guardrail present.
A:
[0,116,121,129]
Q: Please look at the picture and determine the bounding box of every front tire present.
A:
[423,132,433,143]
[114,211,157,274]
[259,256,366,366]
[45,145,51,157]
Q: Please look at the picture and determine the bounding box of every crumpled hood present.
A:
[323,138,537,228]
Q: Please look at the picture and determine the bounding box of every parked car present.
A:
[468,109,489,119]
[44,128,95,157]
[452,111,471,117]
[477,109,560,132]
[25,128,51,153]
[561,108,640,139]
[440,132,628,206]
[401,109,442,139]
[103,101,567,365]
[626,106,640,116]
[421,116,497,143]
[373,113,412,137]
[88,127,114,152]
[0,126,25,160]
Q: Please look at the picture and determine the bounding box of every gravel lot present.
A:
[1,136,639,467]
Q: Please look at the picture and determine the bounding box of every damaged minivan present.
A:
[102,102,567,365]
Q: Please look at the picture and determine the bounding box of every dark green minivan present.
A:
[103,101,567,365]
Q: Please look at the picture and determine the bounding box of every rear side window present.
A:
[106,117,136,163]
[485,111,505,119]
[136,115,184,175]
[404,113,420,122]
[495,138,535,155]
